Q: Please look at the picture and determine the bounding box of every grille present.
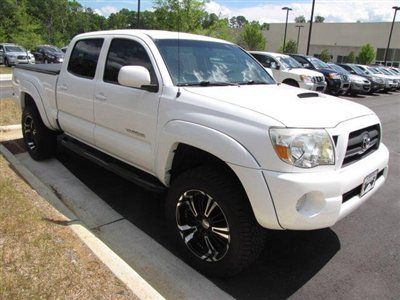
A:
[342,124,380,167]
[342,169,384,203]
[17,55,27,59]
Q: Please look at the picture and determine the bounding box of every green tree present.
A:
[229,15,248,28]
[196,18,236,42]
[278,39,298,54]
[315,15,325,23]
[347,51,356,63]
[357,44,376,64]
[153,0,207,32]
[319,49,331,62]
[295,15,306,23]
[238,22,266,50]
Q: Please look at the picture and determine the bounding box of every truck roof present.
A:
[249,51,290,58]
[74,30,232,44]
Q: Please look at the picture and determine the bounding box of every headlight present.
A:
[269,128,335,168]
[300,75,313,83]
[327,73,340,79]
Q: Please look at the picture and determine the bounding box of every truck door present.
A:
[93,37,161,174]
[56,38,104,145]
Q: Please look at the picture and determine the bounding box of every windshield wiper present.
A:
[177,81,237,87]
[239,80,268,85]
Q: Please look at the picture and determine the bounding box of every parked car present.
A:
[327,63,371,95]
[249,51,327,92]
[0,43,35,66]
[61,46,68,53]
[31,45,65,64]
[377,67,400,90]
[338,63,385,93]
[289,54,344,95]
[12,30,389,277]
[358,65,398,91]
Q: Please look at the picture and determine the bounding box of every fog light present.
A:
[295,192,326,217]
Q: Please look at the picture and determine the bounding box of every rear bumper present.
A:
[263,144,389,230]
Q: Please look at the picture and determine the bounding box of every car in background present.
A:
[338,63,385,94]
[31,45,65,64]
[328,63,371,95]
[0,43,35,66]
[61,46,68,53]
[362,65,398,91]
[250,51,327,92]
[289,54,344,95]
[377,67,400,90]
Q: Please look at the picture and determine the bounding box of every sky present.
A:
[78,0,400,23]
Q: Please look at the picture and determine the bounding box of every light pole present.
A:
[137,0,141,29]
[384,6,400,65]
[306,0,316,55]
[296,24,304,52]
[282,7,292,53]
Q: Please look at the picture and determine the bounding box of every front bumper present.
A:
[264,144,389,230]
[351,82,371,94]
[301,81,327,92]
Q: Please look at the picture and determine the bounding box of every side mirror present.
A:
[275,64,281,70]
[118,66,152,89]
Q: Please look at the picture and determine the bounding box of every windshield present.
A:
[43,46,63,53]
[155,39,275,86]
[368,67,382,75]
[328,64,349,74]
[309,57,329,69]
[379,68,394,75]
[5,46,25,52]
[350,65,366,75]
[277,56,302,69]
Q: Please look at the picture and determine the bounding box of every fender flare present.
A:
[155,120,261,185]
[19,79,54,130]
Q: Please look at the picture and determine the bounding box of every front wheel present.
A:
[166,166,266,277]
[22,104,57,160]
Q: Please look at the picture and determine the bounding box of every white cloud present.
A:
[205,1,399,23]
[94,5,118,17]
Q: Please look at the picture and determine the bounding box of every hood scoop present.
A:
[297,92,319,99]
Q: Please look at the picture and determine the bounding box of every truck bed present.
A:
[14,63,61,75]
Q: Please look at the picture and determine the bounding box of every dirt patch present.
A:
[0,98,20,126]
[0,66,13,74]
[0,155,138,299]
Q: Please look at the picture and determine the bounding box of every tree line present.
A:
[0,0,269,51]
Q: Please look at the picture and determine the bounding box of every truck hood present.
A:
[184,84,374,128]
[284,68,323,77]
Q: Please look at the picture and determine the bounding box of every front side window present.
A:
[104,38,157,85]
[155,39,274,86]
[68,39,104,79]
[277,56,302,69]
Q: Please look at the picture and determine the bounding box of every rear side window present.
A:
[104,38,157,85]
[68,39,103,79]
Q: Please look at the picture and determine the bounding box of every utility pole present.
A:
[384,6,399,65]
[137,0,141,29]
[296,24,304,53]
[306,0,315,55]
[282,7,293,53]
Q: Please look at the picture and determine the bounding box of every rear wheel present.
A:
[166,166,266,277]
[283,79,300,88]
[22,104,57,160]
[4,58,10,67]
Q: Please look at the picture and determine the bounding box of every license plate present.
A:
[360,170,378,197]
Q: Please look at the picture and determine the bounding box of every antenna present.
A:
[176,1,181,98]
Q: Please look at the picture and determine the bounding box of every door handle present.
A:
[59,84,68,91]
[95,93,107,101]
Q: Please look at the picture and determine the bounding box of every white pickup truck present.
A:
[13,30,389,277]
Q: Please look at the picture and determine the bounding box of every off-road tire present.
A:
[22,104,57,160]
[166,166,266,277]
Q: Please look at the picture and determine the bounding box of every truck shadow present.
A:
[57,149,340,299]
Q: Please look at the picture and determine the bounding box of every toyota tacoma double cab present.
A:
[12,30,389,277]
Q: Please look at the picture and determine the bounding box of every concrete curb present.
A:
[0,144,165,300]
[0,74,12,81]
[0,124,21,132]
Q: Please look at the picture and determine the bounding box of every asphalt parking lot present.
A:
[5,90,400,299]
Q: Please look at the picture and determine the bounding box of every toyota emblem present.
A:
[361,133,371,151]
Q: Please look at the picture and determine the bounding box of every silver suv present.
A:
[0,43,35,66]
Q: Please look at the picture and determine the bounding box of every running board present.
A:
[57,135,166,193]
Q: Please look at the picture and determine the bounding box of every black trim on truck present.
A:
[14,63,61,75]
[58,134,166,193]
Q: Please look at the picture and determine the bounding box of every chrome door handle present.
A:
[95,93,107,101]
